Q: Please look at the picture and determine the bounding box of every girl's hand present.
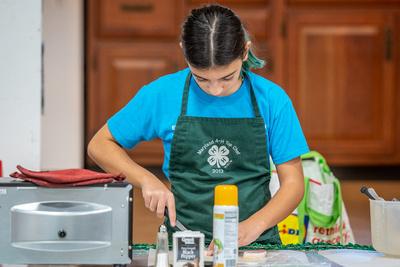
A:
[238,217,265,247]
[140,175,176,226]
[206,240,214,256]
[207,217,266,256]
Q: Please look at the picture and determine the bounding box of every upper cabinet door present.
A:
[287,11,397,164]
[87,42,183,165]
[98,0,181,37]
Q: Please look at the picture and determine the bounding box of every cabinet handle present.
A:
[280,20,287,38]
[266,57,274,73]
[384,27,392,61]
[120,3,154,13]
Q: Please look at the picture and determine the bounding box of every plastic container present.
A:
[370,199,400,257]
[213,184,239,267]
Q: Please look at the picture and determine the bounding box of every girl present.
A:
[88,4,308,246]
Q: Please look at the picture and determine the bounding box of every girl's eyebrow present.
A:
[192,70,236,81]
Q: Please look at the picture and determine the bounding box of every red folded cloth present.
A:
[9,165,125,188]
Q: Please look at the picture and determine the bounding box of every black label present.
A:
[177,237,200,262]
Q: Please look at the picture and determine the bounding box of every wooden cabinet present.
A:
[87,0,185,166]
[86,0,400,169]
[86,0,274,167]
[88,43,183,165]
[286,10,398,164]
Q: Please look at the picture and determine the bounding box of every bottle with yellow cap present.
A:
[213,184,238,267]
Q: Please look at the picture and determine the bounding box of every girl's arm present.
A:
[87,124,176,226]
[238,157,304,246]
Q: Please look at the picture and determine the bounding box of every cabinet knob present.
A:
[58,229,67,238]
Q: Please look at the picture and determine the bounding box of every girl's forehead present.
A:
[189,59,242,80]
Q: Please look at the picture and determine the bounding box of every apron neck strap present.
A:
[180,71,261,117]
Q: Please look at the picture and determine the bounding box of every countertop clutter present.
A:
[143,243,400,267]
[2,248,400,267]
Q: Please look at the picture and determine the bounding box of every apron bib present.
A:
[168,72,281,245]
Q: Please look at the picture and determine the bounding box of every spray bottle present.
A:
[213,184,238,267]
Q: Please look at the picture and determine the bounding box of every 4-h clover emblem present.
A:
[207,145,230,168]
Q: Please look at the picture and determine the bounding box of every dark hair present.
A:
[181,4,265,71]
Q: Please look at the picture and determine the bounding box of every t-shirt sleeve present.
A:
[269,99,309,165]
[107,85,158,149]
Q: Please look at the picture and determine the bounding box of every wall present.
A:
[0,0,84,176]
[0,0,42,175]
[41,0,84,169]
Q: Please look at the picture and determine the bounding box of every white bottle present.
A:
[213,185,238,267]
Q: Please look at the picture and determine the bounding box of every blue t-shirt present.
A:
[108,68,309,178]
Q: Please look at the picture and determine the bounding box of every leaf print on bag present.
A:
[207,145,230,168]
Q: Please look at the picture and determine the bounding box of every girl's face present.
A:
[189,58,244,97]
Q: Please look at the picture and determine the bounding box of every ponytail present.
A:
[242,30,265,71]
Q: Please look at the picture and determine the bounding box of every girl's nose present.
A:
[208,82,224,96]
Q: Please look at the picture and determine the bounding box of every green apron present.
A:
[167,72,281,245]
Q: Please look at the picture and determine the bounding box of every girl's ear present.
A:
[243,41,252,61]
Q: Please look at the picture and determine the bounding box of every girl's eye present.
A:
[197,78,207,83]
[222,77,233,81]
